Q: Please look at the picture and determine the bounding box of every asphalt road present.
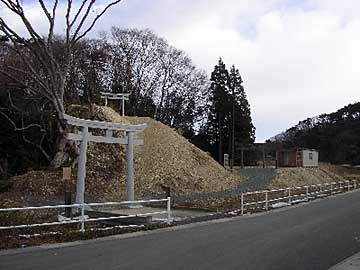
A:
[2,191,360,270]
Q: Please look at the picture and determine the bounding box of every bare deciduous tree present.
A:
[0,0,121,167]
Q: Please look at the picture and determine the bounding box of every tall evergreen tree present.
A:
[229,65,256,165]
[207,58,230,164]
[197,59,256,166]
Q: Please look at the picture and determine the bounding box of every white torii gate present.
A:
[63,114,147,204]
[100,92,130,116]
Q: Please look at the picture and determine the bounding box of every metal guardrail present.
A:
[0,197,171,232]
[240,180,359,214]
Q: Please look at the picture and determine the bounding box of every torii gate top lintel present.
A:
[63,114,146,133]
[100,92,130,99]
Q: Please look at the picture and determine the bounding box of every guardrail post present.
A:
[241,193,244,215]
[306,186,309,201]
[265,191,268,211]
[340,182,342,192]
[330,183,333,195]
[355,180,357,189]
[288,188,291,205]
[319,184,322,194]
[167,197,171,225]
[80,204,85,232]
[347,181,350,192]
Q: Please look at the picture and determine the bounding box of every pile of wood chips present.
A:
[90,105,242,199]
[269,166,344,188]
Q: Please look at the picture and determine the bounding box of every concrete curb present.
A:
[329,252,360,269]
[1,189,358,257]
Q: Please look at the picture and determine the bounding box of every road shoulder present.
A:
[329,252,360,269]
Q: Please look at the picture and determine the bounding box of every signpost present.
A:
[62,167,72,217]
[63,114,147,205]
[224,153,230,169]
[100,92,130,116]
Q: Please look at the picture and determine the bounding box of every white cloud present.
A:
[1,0,360,142]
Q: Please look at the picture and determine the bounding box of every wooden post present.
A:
[62,167,72,217]
[241,193,244,215]
[64,192,72,217]
[241,148,244,168]
[262,144,265,168]
[122,97,125,116]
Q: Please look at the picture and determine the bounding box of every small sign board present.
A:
[224,153,230,168]
[62,167,72,180]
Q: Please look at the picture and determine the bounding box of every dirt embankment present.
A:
[269,165,345,188]
[2,105,242,203]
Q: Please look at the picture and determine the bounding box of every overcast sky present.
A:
[1,0,360,142]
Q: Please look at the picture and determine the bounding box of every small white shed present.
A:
[276,148,319,167]
[302,149,319,167]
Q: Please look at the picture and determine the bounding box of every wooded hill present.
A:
[267,102,360,165]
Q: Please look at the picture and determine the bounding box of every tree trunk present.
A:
[49,118,68,169]
[49,85,69,169]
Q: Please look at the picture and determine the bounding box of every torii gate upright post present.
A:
[126,131,135,201]
[63,114,146,205]
[76,126,89,204]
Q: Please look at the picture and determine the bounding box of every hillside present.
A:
[3,105,242,203]
[267,102,360,165]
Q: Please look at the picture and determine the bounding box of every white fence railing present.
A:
[1,180,358,234]
[240,180,359,214]
[0,197,171,232]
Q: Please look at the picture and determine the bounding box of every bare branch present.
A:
[6,90,22,112]
[0,108,51,162]
[65,0,72,57]
[38,0,52,23]
[37,0,58,45]
[0,69,52,100]
[21,116,51,162]
[0,109,43,132]
[70,0,95,43]
[72,0,122,43]
[69,0,88,28]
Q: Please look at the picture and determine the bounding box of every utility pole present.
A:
[121,82,126,117]
[262,144,266,168]
[241,147,244,168]
[218,113,223,165]
[231,86,235,170]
